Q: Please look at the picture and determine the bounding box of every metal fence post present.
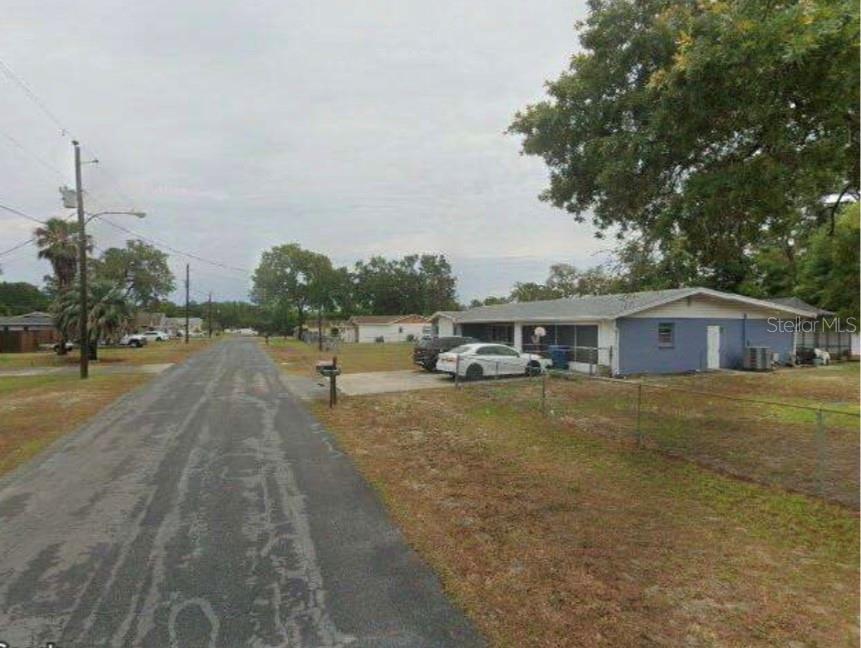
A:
[541,371,547,415]
[815,408,825,497]
[635,383,643,447]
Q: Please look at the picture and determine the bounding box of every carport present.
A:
[460,323,514,346]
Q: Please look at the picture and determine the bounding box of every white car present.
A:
[435,343,551,380]
[141,330,170,342]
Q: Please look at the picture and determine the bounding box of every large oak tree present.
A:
[510,0,859,291]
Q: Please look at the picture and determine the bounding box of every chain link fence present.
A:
[456,369,860,508]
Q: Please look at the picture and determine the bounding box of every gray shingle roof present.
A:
[349,315,428,325]
[766,297,834,317]
[0,311,55,328]
[438,287,817,323]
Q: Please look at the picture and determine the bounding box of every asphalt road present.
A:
[0,339,481,647]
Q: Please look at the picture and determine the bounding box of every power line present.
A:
[0,57,71,137]
[96,216,253,275]
[0,201,48,225]
[0,127,67,181]
[0,206,98,259]
[0,59,246,296]
[0,57,142,219]
[0,237,36,258]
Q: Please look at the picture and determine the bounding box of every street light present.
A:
[67,139,147,379]
[76,210,147,377]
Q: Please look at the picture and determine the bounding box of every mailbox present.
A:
[316,360,341,377]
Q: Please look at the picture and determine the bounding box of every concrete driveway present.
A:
[337,369,454,396]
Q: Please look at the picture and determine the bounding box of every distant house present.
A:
[431,287,817,375]
[0,311,59,353]
[301,319,353,344]
[135,312,204,337]
[164,317,204,337]
[134,312,167,331]
[346,315,431,343]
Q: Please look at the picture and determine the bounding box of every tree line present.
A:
[250,244,458,335]
[471,202,859,321]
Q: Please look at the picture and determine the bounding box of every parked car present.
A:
[436,343,551,380]
[141,330,170,342]
[118,333,149,348]
[51,341,76,352]
[413,336,477,371]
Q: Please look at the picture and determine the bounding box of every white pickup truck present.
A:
[118,333,149,348]
[140,330,170,342]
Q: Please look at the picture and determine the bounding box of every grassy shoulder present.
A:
[314,387,859,647]
[0,373,148,476]
[264,337,415,375]
[0,338,213,477]
[0,338,213,370]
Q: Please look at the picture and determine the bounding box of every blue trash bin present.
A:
[548,345,570,370]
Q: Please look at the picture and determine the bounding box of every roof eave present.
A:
[615,287,820,319]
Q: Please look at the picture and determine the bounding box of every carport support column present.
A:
[513,322,523,351]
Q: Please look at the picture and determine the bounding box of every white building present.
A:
[346,315,431,343]
[164,317,204,337]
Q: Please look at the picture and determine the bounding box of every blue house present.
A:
[431,288,817,375]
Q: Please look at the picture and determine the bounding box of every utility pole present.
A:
[73,140,89,379]
[208,292,213,338]
[184,264,190,344]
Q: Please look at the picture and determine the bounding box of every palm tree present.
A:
[34,218,92,354]
[89,282,133,352]
[53,280,132,361]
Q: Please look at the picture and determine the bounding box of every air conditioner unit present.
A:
[743,346,771,371]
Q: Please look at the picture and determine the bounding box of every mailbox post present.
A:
[316,356,340,408]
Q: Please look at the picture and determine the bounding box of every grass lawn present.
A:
[264,338,415,375]
[0,338,213,370]
[528,373,861,507]
[0,373,149,476]
[315,387,859,647]
[645,362,860,412]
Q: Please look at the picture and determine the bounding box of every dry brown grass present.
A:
[315,388,859,647]
[0,373,148,476]
[264,338,415,375]
[0,339,213,476]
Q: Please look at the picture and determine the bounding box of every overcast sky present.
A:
[0,0,607,304]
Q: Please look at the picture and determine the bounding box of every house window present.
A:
[658,322,674,347]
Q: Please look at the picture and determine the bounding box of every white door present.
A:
[706,326,721,369]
